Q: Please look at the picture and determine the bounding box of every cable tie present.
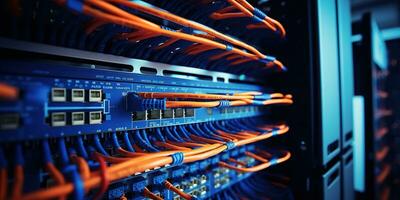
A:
[251,16,264,23]
[171,152,184,166]
[254,94,271,100]
[271,128,279,136]
[182,27,194,34]
[67,0,83,13]
[225,141,236,151]
[253,8,267,19]
[269,158,278,165]
[218,100,230,108]
[251,100,264,106]
[63,165,84,200]
[161,26,176,32]
[265,55,276,62]
[225,44,233,51]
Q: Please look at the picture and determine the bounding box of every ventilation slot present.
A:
[345,154,353,165]
[217,77,225,82]
[327,140,339,155]
[345,131,352,141]
[140,67,158,75]
[228,78,262,85]
[0,49,134,72]
[327,168,339,187]
[163,70,212,81]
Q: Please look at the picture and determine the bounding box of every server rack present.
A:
[280,0,354,199]
[353,13,392,200]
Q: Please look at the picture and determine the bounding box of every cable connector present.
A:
[126,93,166,111]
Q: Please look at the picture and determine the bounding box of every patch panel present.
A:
[0,61,276,141]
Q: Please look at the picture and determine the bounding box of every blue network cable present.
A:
[93,134,109,156]
[57,138,70,166]
[75,136,89,159]
[123,132,135,152]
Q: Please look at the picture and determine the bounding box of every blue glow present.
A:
[382,27,400,41]
[351,34,362,42]
[353,96,365,192]
[372,20,388,69]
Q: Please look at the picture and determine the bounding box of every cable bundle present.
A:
[127,91,293,111]
[0,117,291,200]
[0,0,286,77]
[145,0,286,44]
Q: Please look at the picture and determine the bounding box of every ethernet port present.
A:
[184,108,194,117]
[200,175,207,184]
[191,178,198,187]
[175,184,182,191]
[214,180,221,188]
[200,186,207,196]
[89,111,102,124]
[174,108,184,118]
[192,190,200,197]
[71,112,85,125]
[154,192,163,199]
[51,88,66,102]
[162,109,174,118]
[0,113,20,130]
[71,89,85,102]
[173,196,180,200]
[51,112,66,127]
[89,89,102,102]
[148,110,161,119]
[132,111,147,121]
